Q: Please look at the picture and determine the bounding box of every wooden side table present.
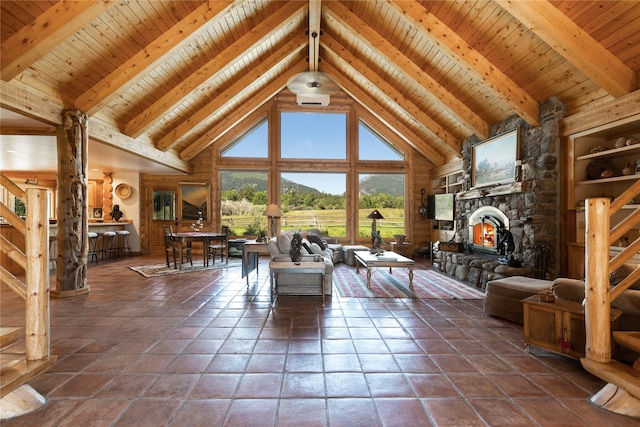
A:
[390,242,413,258]
[242,240,270,287]
[522,295,622,359]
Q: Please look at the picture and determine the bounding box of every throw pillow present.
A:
[309,243,324,255]
[307,234,325,250]
[277,234,291,254]
[301,238,312,254]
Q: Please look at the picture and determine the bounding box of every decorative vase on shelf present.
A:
[622,162,635,176]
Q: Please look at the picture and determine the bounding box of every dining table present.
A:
[172,231,228,270]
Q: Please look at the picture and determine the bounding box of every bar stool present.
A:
[102,231,118,260]
[88,232,99,263]
[116,230,132,257]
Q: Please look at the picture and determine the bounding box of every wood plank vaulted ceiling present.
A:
[1,0,639,171]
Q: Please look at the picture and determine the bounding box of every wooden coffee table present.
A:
[268,259,327,305]
[354,250,415,290]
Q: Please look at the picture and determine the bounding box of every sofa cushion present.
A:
[551,278,586,302]
[307,234,326,250]
[277,234,291,254]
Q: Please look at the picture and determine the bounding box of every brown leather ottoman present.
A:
[484,276,552,324]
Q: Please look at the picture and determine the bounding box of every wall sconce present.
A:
[264,204,282,238]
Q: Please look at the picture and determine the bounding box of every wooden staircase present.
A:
[581,180,640,416]
[0,174,55,418]
[0,327,55,399]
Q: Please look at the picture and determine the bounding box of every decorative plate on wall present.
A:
[115,183,132,199]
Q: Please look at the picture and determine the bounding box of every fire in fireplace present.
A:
[468,206,510,253]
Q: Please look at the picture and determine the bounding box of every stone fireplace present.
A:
[468,206,509,254]
[433,98,566,290]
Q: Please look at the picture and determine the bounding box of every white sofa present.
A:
[267,230,341,295]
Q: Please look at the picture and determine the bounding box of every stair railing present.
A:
[0,173,51,361]
[584,179,640,363]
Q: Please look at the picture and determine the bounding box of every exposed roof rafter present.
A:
[495,0,637,97]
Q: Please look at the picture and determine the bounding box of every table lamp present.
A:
[264,204,282,238]
[367,209,384,233]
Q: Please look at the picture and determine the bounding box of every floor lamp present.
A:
[264,204,282,238]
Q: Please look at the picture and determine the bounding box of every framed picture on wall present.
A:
[93,207,103,218]
[180,183,209,221]
[472,128,520,188]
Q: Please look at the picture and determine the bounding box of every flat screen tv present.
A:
[434,193,455,221]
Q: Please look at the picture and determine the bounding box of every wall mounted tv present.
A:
[434,193,455,221]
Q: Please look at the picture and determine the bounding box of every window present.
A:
[220,170,268,236]
[281,112,346,159]
[152,190,175,220]
[280,172,346,236]
[359,173,405,239]
[358,121,404,160]
[221,117,268,158]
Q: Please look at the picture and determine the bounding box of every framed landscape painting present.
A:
[180,183,209,220]
[472,128,519,188]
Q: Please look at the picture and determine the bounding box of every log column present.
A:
[53,110,90,297]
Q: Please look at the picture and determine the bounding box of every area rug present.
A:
[130,258,241,278]
[333,263,484,299]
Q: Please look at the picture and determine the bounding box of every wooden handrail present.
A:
[0,234,27,269]
[0,266,27,299]
[0,202,25,234]
[610,179,640,215]
[610,207,640,244]
[0,173,25,201]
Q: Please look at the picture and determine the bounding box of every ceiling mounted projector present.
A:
[286,71,339,95]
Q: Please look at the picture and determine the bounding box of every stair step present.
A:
[0,327,23,349]
[613,331,640,354]
[581,358,640,401]
[0,355,56,398]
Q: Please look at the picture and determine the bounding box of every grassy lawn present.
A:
[224,208,405,239]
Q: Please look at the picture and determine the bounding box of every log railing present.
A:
[584,179,640,363]
[0,173,51,362]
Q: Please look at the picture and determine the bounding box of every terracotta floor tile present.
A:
[276,399,328,427]
[168,399,230,427]
[374,398,432,426]
[421,398,485,426]
[2,256,636,427]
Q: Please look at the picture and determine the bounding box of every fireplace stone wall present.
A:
[437,97,567,289]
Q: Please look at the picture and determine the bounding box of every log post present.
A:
[25,187,50,360]
[54,110,90,296]
[584,197,611,362]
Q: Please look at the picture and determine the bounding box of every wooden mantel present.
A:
[456,182,527,200]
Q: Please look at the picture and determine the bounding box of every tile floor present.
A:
[1,255,638,426]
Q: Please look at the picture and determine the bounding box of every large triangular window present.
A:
[358,120,404,160]
[221,117,268,158]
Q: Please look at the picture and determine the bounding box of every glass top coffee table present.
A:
[353,250,415,290]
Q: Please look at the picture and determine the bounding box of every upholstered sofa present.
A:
[551,264,640,331]
[267,229,342,295]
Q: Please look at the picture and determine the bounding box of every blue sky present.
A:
[222,113,404,194]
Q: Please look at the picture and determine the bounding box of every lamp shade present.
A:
[264,204,282,217]
[367,209,384,220]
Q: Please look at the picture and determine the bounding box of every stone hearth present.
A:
[435,97,566,289]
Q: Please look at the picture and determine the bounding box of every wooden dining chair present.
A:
[163,225,192,268]
[208,225,229,265]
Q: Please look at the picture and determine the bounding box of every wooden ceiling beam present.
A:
[324,1,488,139]
[157,35,307,151]
[308,0,321,72]
[75,1,233,115]
[0,126,55,136]
[391,0,540,126]
[320,62,445,166]
[495,0,636,98]
[1,0,118,82]
[180,62,309,161]
[323,34,460,158]
[124,1,305,139]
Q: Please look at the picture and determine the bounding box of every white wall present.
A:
[111,172,141,252]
